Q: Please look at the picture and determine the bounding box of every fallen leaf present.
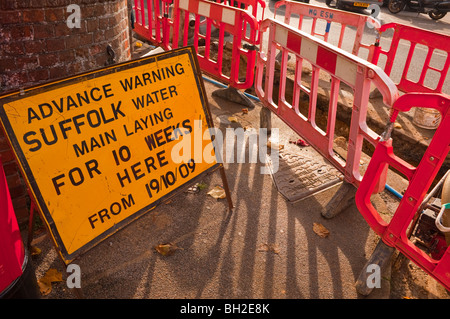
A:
[258,243,280,254]
[289,139,309,147]
[197,182,208,190]
[313,223,330,238]
[207,186,226,199]
[38,268,63,296]
[228,116,239,123]
[135,41,143,48]
[267,141,284,151]
[242,108,248,115]
[155,243,180,256]
[394,122,402,129]
[30,246,41,256]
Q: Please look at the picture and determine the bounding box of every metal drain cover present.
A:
[267,151,343,202]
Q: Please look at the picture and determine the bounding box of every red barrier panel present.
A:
[355,93,450,290]
[133,0,168,46]
[216,0,265,24]
[0,159,25,294]
[167,0,259,89]
[372,23,450,94]
[274,0,380,58]
[255,19,398,186]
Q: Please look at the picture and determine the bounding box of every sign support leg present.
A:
[220,166,234,212]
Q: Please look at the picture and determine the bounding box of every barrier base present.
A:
[355,240,395,296]
[0,249,40,299]
[260,107,272,134]
[321,181,356,219]
[212,86,255,108]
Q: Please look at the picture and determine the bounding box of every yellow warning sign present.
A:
[0,48,219,263]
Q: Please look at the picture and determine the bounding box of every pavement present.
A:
[23,34,450,304]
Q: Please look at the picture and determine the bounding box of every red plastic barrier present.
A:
[371,23,450,94]
[215,0,265,24]
[274,0,380,58]
[133,0,170,46]
[167,0,259,89]
[355,93,450,290]
[0,159,25,294]
[255,19,398,186]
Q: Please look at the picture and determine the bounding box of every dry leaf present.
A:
[30,246,41,256]
[155,243,180,256]
[135,42,143,48]
[267,141,284,151]
[228,116,239,123]
[258,243,280,254]
[313,223,330,238]
[207,186,226,199]
[242,108,248,115]
[394,122,402,129]
[38,268,63,296]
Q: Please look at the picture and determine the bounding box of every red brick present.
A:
[2,71,29,89]
[16,55,39,69]
[0,134,11,152]
[33,24,55,39]
[54,22,70,37]
[0,1,18,10]
[23,9,45,23]
[2,41,25,56]
[24,39,47,54]
[57,49,75,61]
[46,37,66,52]
[9,185,27,202]
[3,161,19,176]
[65,35,80,49]
[93,30,105,42]
[6,173,22,189]
[11,195,29,220]
[67,61,84,74]
[0,149,16,163]
[86,18,98,32]
[39,53,59,67]
[28,68,50,82]
[0,10,22,24]
[11,25,34,40]
[45,7,65,22]
[89,44,103,56]
[78,33,93,46]
[49,65,68,79]
[0,58,17,72]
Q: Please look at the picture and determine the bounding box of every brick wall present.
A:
[0,0,131,224]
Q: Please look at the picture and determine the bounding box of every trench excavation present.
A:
[196,39,449,191]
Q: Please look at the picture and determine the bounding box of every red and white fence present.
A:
[255,18,398,187]
[356,93,450,290]
[371,23,450,94]
[273,1,381,58]
[166,0,259,89]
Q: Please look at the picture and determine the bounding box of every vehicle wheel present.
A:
[387,0,406,13]
[428,10,447,20]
